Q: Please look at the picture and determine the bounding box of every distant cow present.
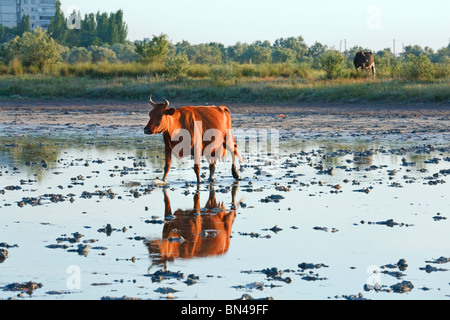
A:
[353,51,376,78]
[144,96,242,183]
[146,184,238,266]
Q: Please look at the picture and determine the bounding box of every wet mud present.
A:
[0,101,449,300]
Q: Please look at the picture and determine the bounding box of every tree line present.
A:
[0,0,449,81]
[0,0,127,47]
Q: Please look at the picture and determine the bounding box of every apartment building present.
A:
[0,0,56,30]
[0,0,18,28]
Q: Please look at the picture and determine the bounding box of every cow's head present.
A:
[144,95,176,135]
[355,51,373,69]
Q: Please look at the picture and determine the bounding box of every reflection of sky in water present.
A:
[0,132,449,300]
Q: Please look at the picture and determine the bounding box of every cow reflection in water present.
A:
[146,183,239,266]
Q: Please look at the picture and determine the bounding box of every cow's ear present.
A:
[165,108,176,116]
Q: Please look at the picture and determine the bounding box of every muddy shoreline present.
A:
[1,99,449,137]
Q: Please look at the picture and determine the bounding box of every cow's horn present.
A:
[163,99,169,108]
[149,94,156,106]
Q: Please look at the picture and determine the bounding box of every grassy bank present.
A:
[0,74,449,104]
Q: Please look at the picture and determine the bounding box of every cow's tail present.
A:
[234,143,244,163]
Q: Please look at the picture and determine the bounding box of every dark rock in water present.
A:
[397,259,408,271]
[0,249,8,263]
[101,295,141,300]
[425,256,450,264]
[68,244,90,256]
[2,281,43,295]
[185,274,199,286]
[46,244,69,249]
[419,264,448,273]
[267,225,283,233]
[237,294,274,300]
[432,213,447,221]
[144,219,165,224]
[260,194,285,203]
[155,287,178,294]
[147,269,185,283]
[390,281,414,293]
[0,242,18,249]
[97,224,115,236]
[342,293,369,300]
[298,262,329,270]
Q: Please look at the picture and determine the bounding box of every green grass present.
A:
[0,74,449,104]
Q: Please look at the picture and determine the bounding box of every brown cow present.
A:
[144,96,242,183]
[146,183,238,266]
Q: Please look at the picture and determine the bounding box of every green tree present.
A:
[67,47,91,64]
[89,45,117,63]
[273,36,307,61]
[135,34,170,63]
[8,28,63,70]
[430,44,450,63]
[78,13,99,47]
[271,47,297,63]
[16,15,31,36]
[0,25,13,43]
[319,50,347,79]
[166,52,190,80]
[402,54,435,80]
[189,44,223,64]
[307,41,328,68]
[49,0,68,44]
[110,43,137,63]
[225,42,248,63]
[209,64,236,86]
[401,45,434,59]
[242,42,272,64]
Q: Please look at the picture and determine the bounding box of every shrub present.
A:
[110,43,138,63]
[67,47,91,64]
[187,64,210,78]
[11,58,23,76]
[135,34,170,64]
[401,54,436,80]
[209,64,236,85]
[7,27,62,71]
[319,50,347,79]
[166,52,190,80]
[89,46,117,64]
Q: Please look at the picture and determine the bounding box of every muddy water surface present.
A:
[0,114,449,300]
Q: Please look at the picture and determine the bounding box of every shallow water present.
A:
[0,128,449,300]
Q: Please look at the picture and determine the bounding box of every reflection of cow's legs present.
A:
[205,186,217,208]
[231,182,239,209]
[163,189,172,217]
[193,185,201,211]
[163,146,172,182]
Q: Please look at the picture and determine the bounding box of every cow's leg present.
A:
[193,164,201,184]
[371,64,376,78]
[231,143,241,180]
[208,161,216,182]
[162,147,172,182]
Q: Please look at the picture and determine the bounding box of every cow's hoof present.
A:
[232,170,241,181]
[208,177,216,183]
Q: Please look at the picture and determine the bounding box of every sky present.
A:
[60,0,450,52]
